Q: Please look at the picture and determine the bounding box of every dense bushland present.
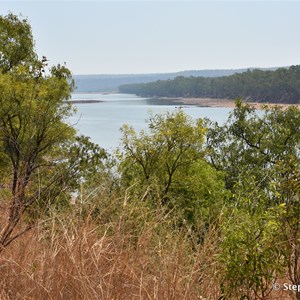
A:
[119,66,300,104]
[1,13,300,300]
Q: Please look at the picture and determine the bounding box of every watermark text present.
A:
[273,283,300,292]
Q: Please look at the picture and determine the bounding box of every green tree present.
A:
[206,100,300,298]
[206,100,300,194]
[118,110,225,231]
[25,134,109,222]
[0,13,82,251]
[0,13,36,73]
[219,203,285,299]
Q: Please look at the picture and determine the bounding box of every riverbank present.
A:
[164,97,300,110]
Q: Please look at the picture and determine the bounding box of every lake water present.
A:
[68,93,232,151]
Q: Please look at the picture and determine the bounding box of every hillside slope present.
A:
[119,66,300,104]
[73,68,277,92]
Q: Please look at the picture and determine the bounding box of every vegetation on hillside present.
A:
[73,68,274,93]
[119,66,300,104]
[1,13,300,300]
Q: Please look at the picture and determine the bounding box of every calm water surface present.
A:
[68,93,232,151]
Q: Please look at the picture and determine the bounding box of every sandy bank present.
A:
[166,97,300,110]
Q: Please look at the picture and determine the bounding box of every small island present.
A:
[68,99,104,104]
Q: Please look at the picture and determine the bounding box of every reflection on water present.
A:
[68,93,232,151]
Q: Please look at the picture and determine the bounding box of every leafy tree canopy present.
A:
[0,13,36,72]
[0,13,105,250]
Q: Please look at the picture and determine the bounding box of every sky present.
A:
[1,1,300,75]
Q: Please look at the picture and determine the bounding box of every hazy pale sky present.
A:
[1,1,300,75]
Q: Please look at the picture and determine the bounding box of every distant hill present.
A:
[73,68,277,93]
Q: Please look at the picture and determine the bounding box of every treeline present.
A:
[73,68,262,92]
[119,66,300,104]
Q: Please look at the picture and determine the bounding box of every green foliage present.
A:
[206,100,300,194]
[0,13,36,72]
[219,203,285,299]
[0,13,110,249]
[118,110,226,231]
[205,101,300,298]
[0,61,75,188]
[60,135,109,190]
[119,66,300,104]
[118,110,205,194]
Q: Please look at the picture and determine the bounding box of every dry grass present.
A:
[0,199,221,300]
[0,193,296,300]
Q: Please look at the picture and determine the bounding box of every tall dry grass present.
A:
[0,190,221,300]
[0,188,296,300]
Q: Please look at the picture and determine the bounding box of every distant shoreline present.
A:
[68,94,300,109]
[159,97,300,110]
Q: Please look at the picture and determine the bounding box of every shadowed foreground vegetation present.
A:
[0,13,300,300]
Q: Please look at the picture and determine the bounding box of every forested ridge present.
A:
[73,68,275,92]
[119,65,300,104]
[1,13,300,300]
